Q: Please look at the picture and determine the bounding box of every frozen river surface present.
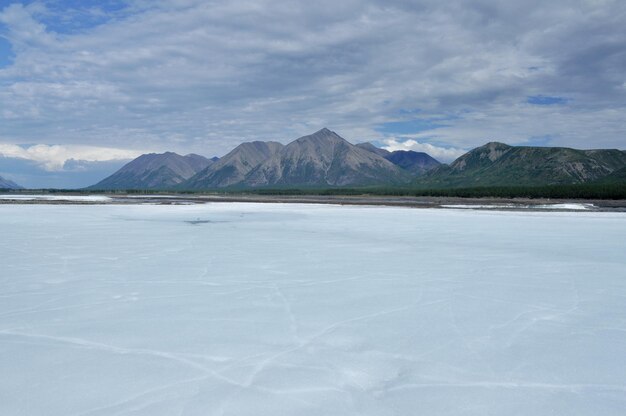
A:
[1,203,625,415]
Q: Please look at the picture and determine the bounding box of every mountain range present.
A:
[92,128,439,190]
[87,128,626,191]
[0,175,22,189]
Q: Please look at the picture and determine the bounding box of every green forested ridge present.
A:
[6,182,625,199]
[416,142,626,188]
[241,184,626,199]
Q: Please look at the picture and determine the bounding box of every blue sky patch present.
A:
[527,95,567,105]
[0,36,14,68]
[36,0,128,35]
[377,117,447,135]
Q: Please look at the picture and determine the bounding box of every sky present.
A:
[0,0,625,188]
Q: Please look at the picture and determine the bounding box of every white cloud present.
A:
[0,144,143,171]
[382,138,466,163]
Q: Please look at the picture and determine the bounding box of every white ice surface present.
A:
[124,195,187,199]
[0,194,112,202]
[442,203,595,210]
[1,203,625,415]
[535,203,595,210]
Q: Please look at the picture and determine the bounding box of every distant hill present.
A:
[418,142,626,188]
[182,141,284,189]
[243,128,410,187]
[0,175,22,189]
[356,143,440,175]
[90,152,213,190]
[385,151,441,175]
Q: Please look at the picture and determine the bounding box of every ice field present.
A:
[1,203,625,415]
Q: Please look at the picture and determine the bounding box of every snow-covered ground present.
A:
[1,203,625,415]
[441,203,595,210]
[0,194,112,202]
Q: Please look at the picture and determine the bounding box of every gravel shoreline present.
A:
[2,193,626,212]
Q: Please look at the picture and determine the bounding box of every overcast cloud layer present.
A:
[0,0,625,186]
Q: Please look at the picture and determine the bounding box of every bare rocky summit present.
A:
[243,129,410,187]
[182,141,284,189]
[90,152,213,190]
